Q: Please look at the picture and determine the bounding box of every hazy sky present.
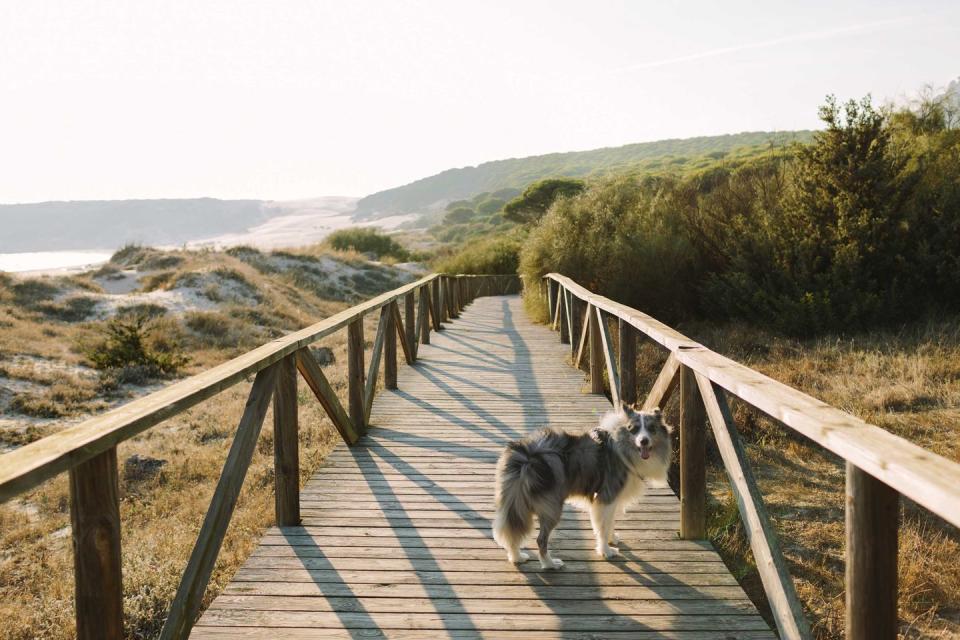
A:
[1,1,958,204]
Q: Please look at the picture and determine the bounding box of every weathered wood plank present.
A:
[596,307,621,406]
[643,352,680,411]
[846,462,899,640]
[680,364,706,540]
[70,446,123,640]
[272,354,300,526]
[294,349,358,445]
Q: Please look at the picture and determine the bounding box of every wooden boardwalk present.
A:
[192,295,774,639]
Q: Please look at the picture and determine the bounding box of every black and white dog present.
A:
[492,405,672,569]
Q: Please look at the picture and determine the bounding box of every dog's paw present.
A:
[597,545,620,559]
[509,551,531,564]
[540,557,564,570]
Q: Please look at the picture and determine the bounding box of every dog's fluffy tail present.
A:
[493,440,557,552]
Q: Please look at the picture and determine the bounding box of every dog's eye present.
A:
[628,423,639,433]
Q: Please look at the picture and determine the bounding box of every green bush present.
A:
[519,175,703,321]
[327,228,411,260]
[86,314,188,380]
[518,93,960,335]
[435,234,522,275]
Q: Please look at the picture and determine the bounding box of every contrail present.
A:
[612,16,913,73]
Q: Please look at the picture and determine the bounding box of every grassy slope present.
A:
[356,130,813,218]
[0,246,417,639]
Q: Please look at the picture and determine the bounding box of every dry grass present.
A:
[0,246,418,639]
[666,320,960,639]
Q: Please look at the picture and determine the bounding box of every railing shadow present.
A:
[280,527,382,638]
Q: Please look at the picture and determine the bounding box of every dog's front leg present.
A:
[594,501,620,558]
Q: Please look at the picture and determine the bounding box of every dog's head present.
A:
[600,404,673,472]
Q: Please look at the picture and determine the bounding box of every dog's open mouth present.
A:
[639,443,651,460]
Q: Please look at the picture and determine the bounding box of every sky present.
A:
[1,0,958,204]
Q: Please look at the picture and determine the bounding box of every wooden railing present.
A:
[0,272,520,640]
[542,273,960,640]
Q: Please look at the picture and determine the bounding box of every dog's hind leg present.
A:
[535,502,564,569]
[593,501,620,558]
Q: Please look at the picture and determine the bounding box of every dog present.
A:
[492,405,672,569]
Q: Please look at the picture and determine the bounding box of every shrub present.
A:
[436,234,522,275]
[327,228,410,260]
[519,175,703,321]
[503,178,585,224]
[86,314,188,380]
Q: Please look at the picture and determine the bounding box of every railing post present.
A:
[680,364,706,539]
[558,288,569,344]
[547,279,557,323]
[347,316,366,431]
[70,446,123,640]
[420,286,431,345]
[404,292,416,362]
[273,353,300,526]
[588,306,604,394]
[431,278,443,329]
[618,320,636,405]
[385,302,398,390]
[570,296,583,359]
[846,463,899,640]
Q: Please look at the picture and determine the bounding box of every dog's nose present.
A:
[640,436,650,447]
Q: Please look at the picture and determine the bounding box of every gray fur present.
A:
[493,405,672,568]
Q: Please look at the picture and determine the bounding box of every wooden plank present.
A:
[221,581,749,599]
[193,629,776,640]
[574,303,591,368]
[294,349,359,445]
[160,364,279,640]
[643,352,680,411]
[272,354,300,527]
[680,365,706,540]
[419,285,431,345]
[596,307,621,406]
[392,300,414,366]
[696,374,810,640]
[545,273,960,528]
[347,316,366,433]
[846,462,899,640]
[364,306,389,422]
[208,594,758,615]
[69,446,123,640]
[195,609,771,631]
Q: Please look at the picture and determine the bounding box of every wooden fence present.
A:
[542,273,960,640]
[0,273,520,640]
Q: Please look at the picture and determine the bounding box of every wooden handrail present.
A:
[544,273,960,528]
[543,272,960,640]
[0,271,519,640]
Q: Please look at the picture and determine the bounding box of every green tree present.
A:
[503,178,585,224]
[444,207,476,224]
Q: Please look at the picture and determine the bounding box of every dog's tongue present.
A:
[640,445,651,460]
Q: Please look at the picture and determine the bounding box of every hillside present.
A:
[355,130,814,219]
[0,198,269,253]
